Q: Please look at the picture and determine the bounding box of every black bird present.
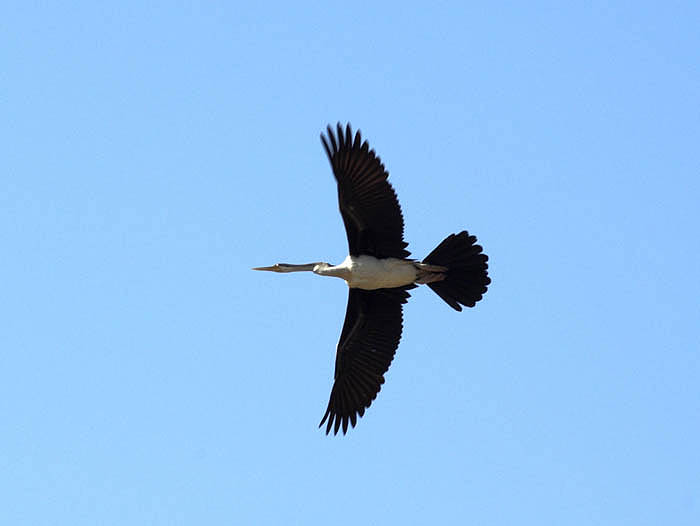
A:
[254,123,490,434]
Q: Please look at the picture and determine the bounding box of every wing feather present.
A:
[320,123,410,258]
[319,286,413,435]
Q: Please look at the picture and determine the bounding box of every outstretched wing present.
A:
[321,123,410,259]
[319,286,413,435]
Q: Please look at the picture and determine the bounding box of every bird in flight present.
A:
[254,123,490,435]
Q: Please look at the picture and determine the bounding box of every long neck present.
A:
[312,262,349,280]
[254,262,348,280]
[278,263,319,272]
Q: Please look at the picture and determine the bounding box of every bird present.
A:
[253,123,490,435]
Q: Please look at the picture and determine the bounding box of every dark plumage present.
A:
[254,123,490,435]
[423,231,490,311]
[317,124,489,434]
[319,285,414,435]
[321,124,410,259]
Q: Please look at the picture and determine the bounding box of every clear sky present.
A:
[3,2,699,525]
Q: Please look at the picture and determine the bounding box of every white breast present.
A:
[341,255,417,290]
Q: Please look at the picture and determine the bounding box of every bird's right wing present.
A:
[319,286,413,435]
[321,123,410,259]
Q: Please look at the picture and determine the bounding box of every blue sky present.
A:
[3,2,699,524]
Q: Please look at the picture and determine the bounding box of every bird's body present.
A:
[254,123,490,435]
[317,255,419,289]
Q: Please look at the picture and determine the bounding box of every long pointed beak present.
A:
[251,265,278,271]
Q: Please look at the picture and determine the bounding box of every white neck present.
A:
[312,262,349,280]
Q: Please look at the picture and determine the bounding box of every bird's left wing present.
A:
[319,286,413,435]
[321,123,410,259]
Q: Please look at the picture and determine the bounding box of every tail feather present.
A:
[422,231,490,311]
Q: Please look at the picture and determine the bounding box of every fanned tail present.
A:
[422,231,490,311]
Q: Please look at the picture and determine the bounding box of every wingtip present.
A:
[319,407,334,435]
[319,407,354,436]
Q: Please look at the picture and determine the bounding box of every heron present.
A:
[254,123,490,435]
